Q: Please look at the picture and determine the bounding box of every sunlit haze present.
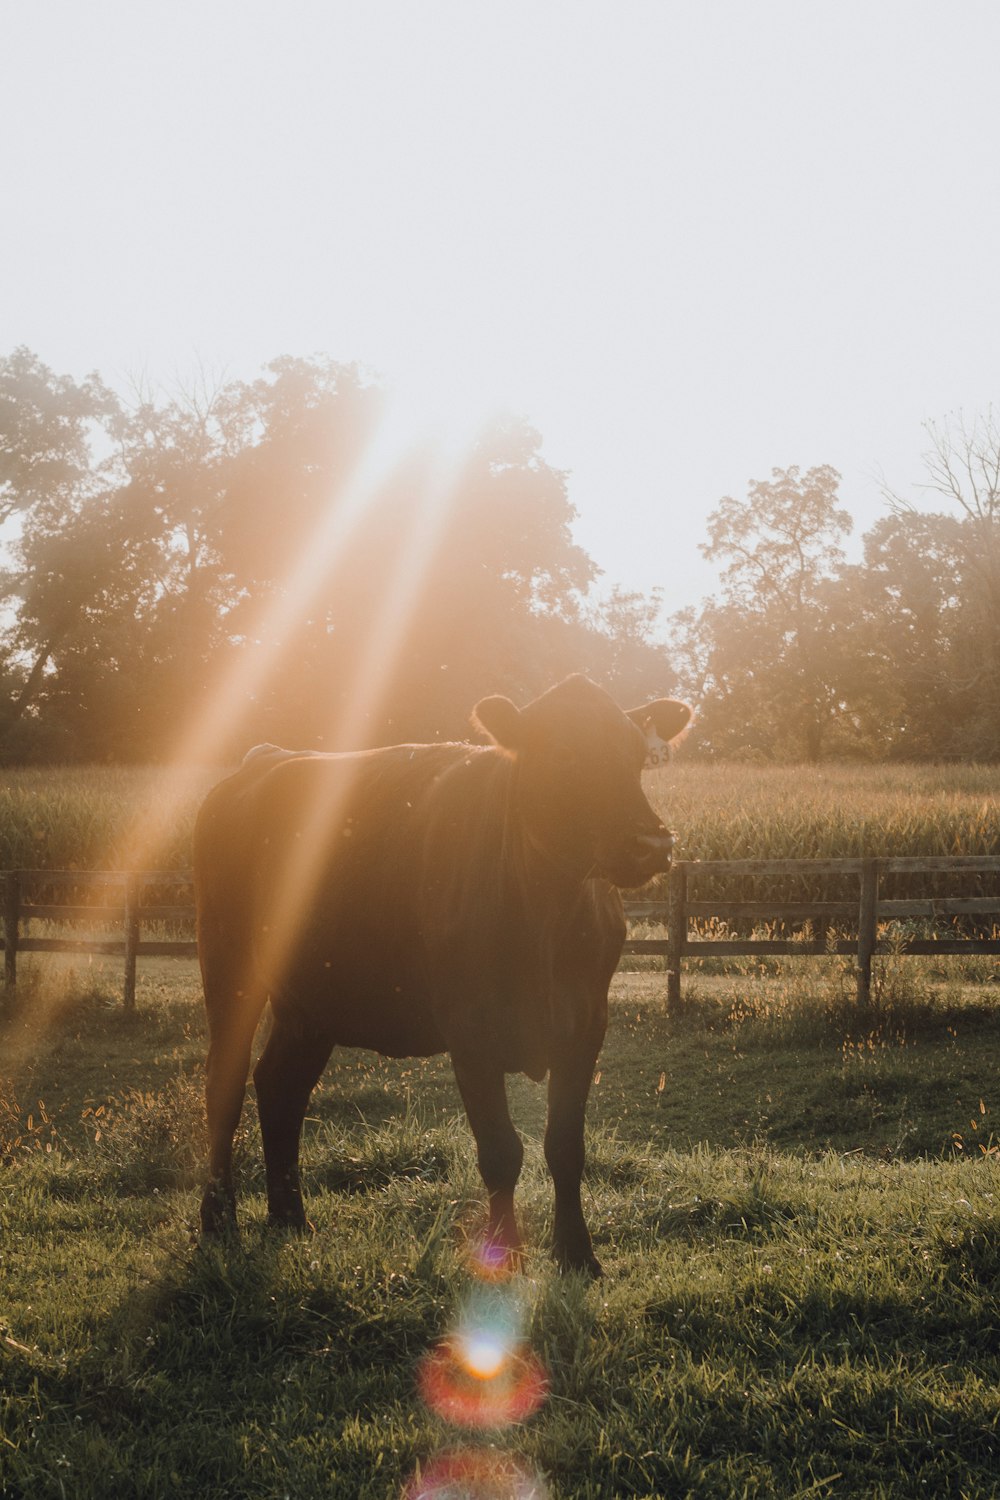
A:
[3,0,1000,610]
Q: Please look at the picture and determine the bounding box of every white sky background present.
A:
[2,0,999,617]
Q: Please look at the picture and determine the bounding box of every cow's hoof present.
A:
[200,1182,238,1237]
[555,1248,603,1280]
[266,1210,311,1234]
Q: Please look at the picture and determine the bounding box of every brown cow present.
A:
[194,675,690,1275]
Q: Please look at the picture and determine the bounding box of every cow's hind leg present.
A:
[452,1057,524,1266]
[545,1043,603,1278]
[254,1012,334,1230]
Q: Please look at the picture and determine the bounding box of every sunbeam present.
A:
[113,381,499,881]
[247,416,479,1011]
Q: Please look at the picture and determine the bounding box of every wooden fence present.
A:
[2,870,196,1010]
[624,856,1000,1005]
[3,856,1000,1010]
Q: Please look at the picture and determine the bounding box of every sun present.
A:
[113,362,507,915]
[374,364,513,474]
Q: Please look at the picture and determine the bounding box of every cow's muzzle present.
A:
[604,828,675,888]
[634,830,674,865]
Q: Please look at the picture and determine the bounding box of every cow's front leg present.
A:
[545,1048,602,1277]
[452,1056,524,1267]
[254,1013,334,1230]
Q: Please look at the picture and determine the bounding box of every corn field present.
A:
[0,760,997,892]
[0,765,217,872]
[647,760,1000,907]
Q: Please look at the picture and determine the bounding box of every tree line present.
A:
[0,348,671,763]
[673,429,1000,761]
[1,347,996,763]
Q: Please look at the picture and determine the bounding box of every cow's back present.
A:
[194,744,510,1048]
[194,739,622,1070]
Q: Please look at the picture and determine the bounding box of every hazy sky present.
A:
[3,0,999,612]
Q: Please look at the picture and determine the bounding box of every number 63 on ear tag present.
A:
[643,723,670,768]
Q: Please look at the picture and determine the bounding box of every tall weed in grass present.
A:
[711,939,966,1046]
[79,1076,208,1194]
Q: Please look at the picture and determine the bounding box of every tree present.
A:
[1,350,628,760]
[205,363,597,748]
[830,511,974,758]
[881,411,1000,754]
[0,347,113,523]
[679,465,853,759]
[578,586,679,707]
[0,350,123,749]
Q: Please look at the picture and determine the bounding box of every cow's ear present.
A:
[625,699,693,744]
[472,694,523,750]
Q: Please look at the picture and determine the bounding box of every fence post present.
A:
[3,869,21,997]
[666,861,688,1011]
[123,874,139,1011]
[856,858,879,1005]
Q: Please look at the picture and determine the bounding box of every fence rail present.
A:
[623,856,1000,1006]
[2,869,196,1010]
[3,856,1000,1011]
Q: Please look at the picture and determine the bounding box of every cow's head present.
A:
[472,675,691,888]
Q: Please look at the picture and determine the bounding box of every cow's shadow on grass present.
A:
[12,1177,1000,1500]
[9,968,1000,1493]
[4,1186,475,1498]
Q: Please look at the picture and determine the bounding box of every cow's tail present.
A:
[194,793,268,1230]
[198,896,268,1230]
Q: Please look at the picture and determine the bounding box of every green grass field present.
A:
[2,761,1000,1496]
[3,951,1000,1498]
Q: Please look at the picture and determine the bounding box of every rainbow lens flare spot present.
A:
[418,1336,548,1429]
[458,1330,508,1381]
[466,1237,516,1283]
[404,1447,550,1499]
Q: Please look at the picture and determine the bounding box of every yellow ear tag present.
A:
[644,723,670,768]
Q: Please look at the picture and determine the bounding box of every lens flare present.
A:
[403,1448,550,1500]
[418,1334,547,1430]
[458,1330,508,1382]
[466,1236,517,1284]
[410,1246,548,1492]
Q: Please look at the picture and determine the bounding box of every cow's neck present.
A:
[502,774,595,902]
[519,829,594,897]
